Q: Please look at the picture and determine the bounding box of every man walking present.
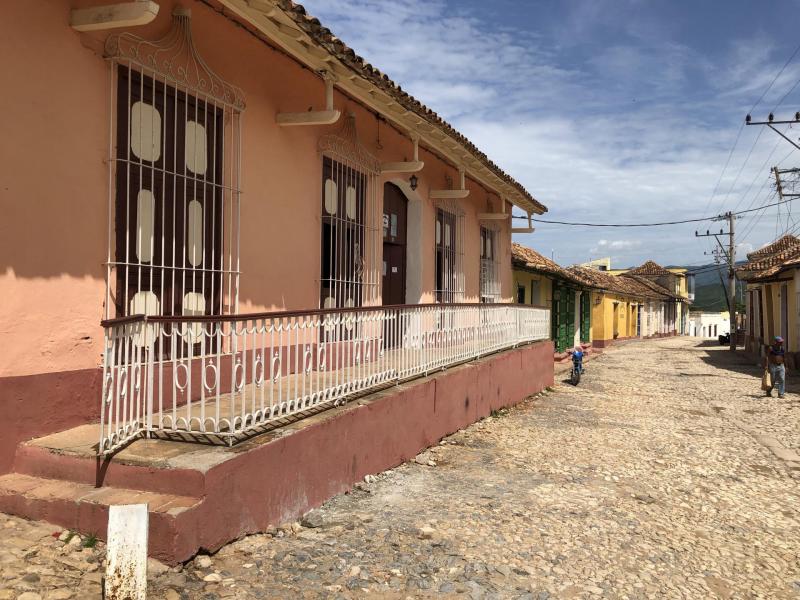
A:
[765,336,786,398]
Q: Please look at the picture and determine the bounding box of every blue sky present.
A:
[301,0,800,268]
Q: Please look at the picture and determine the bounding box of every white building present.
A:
[688,311,730,339]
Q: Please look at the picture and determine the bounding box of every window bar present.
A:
[135,66,143,322]
[124,63,132,323]
[106,64,115,321]
[155,70,166,428]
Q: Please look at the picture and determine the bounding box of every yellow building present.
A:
[738,234,800,358]
[569,265,682,348]
[610,261,692,334]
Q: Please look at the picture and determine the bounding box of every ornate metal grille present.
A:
[318,114,381,310]
[434,202,465,303]
[480,226,501,303]
[104,9,244,330]
[100,9,244,451]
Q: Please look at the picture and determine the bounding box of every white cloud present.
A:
[301,0,800,267]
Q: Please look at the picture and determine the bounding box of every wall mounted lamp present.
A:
[409,174,418,191]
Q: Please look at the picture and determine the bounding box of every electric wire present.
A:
[513,196,800,228]
[750,39,800,115]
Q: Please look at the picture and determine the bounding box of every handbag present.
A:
[761,368,772,391]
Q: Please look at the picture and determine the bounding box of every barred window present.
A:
[480,227,500,303]
[320,157,367,310]
[317,115,381,310]
[105,12,244,358]
[435,208,464,303]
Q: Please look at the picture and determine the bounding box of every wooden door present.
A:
[552,284,574,352]
[580,292,591,342]
[382,183,407,306]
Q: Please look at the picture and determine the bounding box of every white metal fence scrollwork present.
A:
[99,304,550,454]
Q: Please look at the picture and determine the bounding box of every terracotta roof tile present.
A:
[746,234,800,261]
[627,260,673,278]
[737,233,800,280]
[275,1,546,214]
[512,243,589,286]
[738,241,800,280]
[567,266,638,296]
[567,266,680,301]
[621,273,681,300]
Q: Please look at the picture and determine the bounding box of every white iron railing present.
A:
[99,304,550,454]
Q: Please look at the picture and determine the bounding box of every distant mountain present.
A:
[671,262,746,312]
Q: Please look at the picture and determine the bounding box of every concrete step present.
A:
[14,425,208,498]
[0,473,202,562]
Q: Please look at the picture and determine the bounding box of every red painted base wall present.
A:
[175,340,554,561]
[0,369,101,474]
[0,342,554,563]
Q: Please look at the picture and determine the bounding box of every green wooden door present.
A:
[580,292,591,343]
[552,283,576,352]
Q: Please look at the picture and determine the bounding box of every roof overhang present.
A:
[215,0,546,215]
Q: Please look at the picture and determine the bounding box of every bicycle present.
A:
[569,348,585,386]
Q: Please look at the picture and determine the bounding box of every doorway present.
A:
[382,183,407,305]
[780,283,788,348]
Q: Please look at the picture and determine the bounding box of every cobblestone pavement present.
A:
[1,338,799,599]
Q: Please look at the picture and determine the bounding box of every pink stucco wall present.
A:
[0,0,514,383]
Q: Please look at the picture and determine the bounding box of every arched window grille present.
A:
[104,8,244,343]
[318,114,381,310]
[434,200,465,303]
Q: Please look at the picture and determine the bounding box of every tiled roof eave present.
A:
[512,260,588,287]
[227,0,547,215]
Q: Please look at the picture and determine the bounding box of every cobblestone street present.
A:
[1,338,800,599]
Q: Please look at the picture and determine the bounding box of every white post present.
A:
[105,504,149,600]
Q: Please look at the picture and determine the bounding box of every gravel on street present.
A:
[1,338,799,599]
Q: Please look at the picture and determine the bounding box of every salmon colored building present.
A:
[0,1,554,562]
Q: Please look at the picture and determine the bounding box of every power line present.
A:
[738,147,797,244]
[737,145,797,243]
[514,196,800,227]
[701,41,800,243]
[702,122,745,218]
[750,39,800,115]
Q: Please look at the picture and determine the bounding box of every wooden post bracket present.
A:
[430,167,469,199]
[479,196,511,220]
[381,135,424,173]
[276,71,341,126]
[70,0,160,32]
[512,212,535,233]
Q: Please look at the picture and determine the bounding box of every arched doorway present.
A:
[382,182,408,305]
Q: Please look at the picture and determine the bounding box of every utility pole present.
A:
[696,212,737,351]
[727,212,736,351]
